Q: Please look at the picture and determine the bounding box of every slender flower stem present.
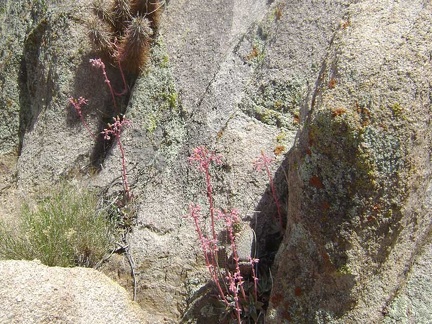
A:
[68,97,96,139]
[101,115,132,202]
[90,58,119,112]
[117,138,131,201]
[114,60,129,96]
[226,272,242,323]
[221,209,247,301]
[205,168,217,241]
[188,146,222,241]
[250,257,259,302]
[265,161,282,228]
[186,204,228,305]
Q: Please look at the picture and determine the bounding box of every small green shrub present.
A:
[0,183,114,267]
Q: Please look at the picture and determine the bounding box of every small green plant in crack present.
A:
[0,182,114,267]
[162,89,178,110]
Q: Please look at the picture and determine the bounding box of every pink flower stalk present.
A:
[90,58,128,112]
[114,43,129,96]
[253,150,283,228]
[101,115,132,201]
[219,209,247,302]
[90,58,117,111]
[249,257,259,301]
[226,272,242,323]
[188,146,223,173]
[186,147,262,322]
[188,146,222,241]
[185,204,228,305]
[68,96,96,139]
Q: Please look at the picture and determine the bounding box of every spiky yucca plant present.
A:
[130,0,162,29]
[91,0,114,25]
[117,15,153,73]
[87,16,115,54]
[111,0,132,34]
[88,0,164,73]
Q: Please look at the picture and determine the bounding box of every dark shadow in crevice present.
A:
[180,277,268,324]
[18,17,51,155]
[249,155,289,269]
[249,82,311,268]
[249,133,358,319]
[69,50,137,172]
[180,282,227,324]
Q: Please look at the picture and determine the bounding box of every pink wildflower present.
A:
[101,115,132,201]
[89,58,105,69]
[68,96,95,139]
[188,146,222,172]
[188,146,222,241]
[253,150,275,172]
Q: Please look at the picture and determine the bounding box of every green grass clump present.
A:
[0,183,113,267]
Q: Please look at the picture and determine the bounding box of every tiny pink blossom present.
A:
[89,58,105,69]
[68,96,95,139]
[226,273,236,293]
[249,257,259,265]
[100,115,132,201]
[69,96,88,117]
[234,271,244,284]
[188,146,222,173]
[253,150,275,172]
[185,203,202,219]
[100,115,131,140]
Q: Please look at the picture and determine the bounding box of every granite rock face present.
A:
[0,0,431,322]
[0,1,32,155]
[267,1,432,323]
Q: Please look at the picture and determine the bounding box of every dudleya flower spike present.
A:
[186,146,260,323]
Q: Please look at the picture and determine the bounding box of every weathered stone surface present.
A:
[0,260,166,323]
[91,0,307,319]
[267,0,432,322]
[14,0,122,191]
[2,0,293,320]
[0,0,31,155]
[0,0,431,322]
[384,239,432,323]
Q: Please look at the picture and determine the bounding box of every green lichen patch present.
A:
[390,102,403,118]
[127,37,186,166]
[240,78,304,130]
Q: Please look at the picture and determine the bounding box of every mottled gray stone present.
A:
[267,0,432,322]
